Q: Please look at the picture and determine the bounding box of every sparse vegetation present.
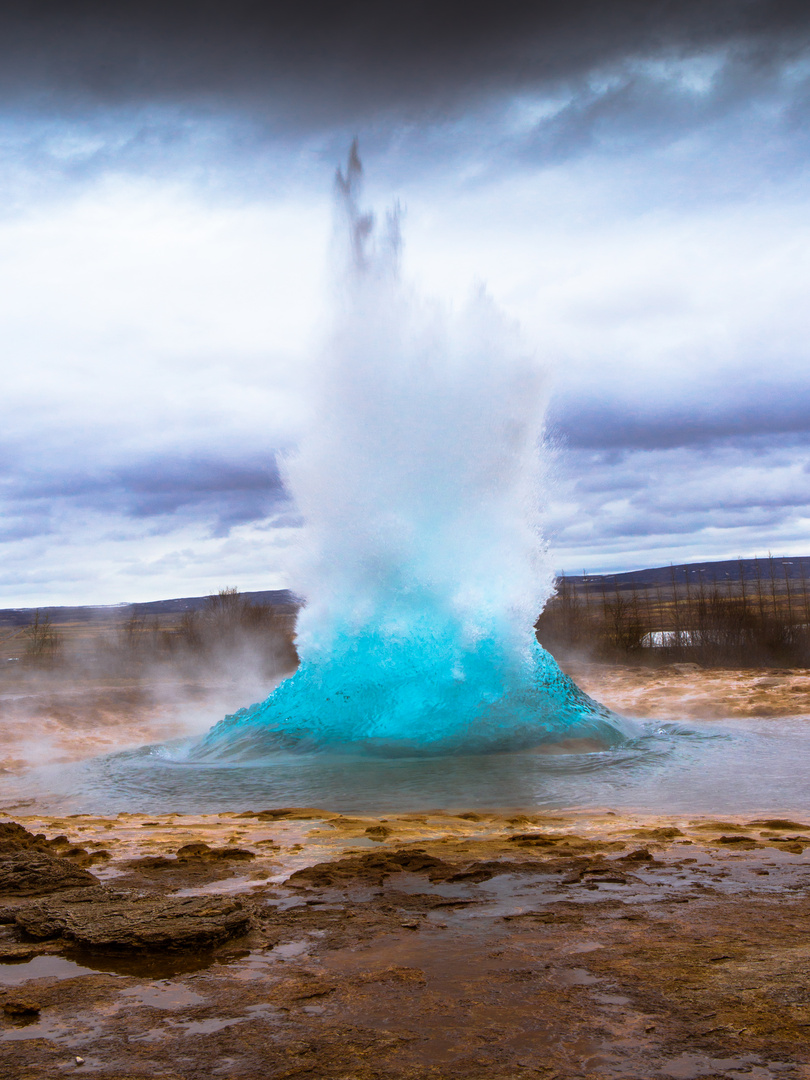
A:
[536,556,810,667]
[120,587,299,677]
[0,588,299,683]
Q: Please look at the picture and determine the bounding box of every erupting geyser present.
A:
[194,146,629,759]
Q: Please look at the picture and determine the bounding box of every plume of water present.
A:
[194,146,627,758]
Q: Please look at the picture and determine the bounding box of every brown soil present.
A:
[561,662,810,720]
[1,808,809,1079]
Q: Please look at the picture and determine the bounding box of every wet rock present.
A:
[286,848,451,888]
[0,822,40,853]
[765,839,805,853]
[0,820,98,867]
[747,818,810,831]
[268,974,338,1004]
[0,852,99,896]
[633,827,683,840]
[358,965,426,983]
[693,821,750,833]
[2,998,40,1016]
[619,848,655,863]
[0,943,35,959]
[364,825,391,840]
[507,832,624,855]
[444,864,500,883]
[13,891,250,952]
[175,842,255,862]
[125,843,255,873]
[238,808,327,821]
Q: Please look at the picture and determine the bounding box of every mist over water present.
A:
[193,147,631,760]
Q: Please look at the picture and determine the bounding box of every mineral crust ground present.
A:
[1,808,809,1079]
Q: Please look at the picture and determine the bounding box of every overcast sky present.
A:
[1,1,810,605]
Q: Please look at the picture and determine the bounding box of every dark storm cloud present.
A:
[2,454,288,538]
[1,2,809,125]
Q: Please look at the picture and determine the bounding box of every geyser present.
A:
[194,146,629,759]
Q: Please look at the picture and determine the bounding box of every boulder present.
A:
[0,852,98,896]
[14,890,250,952]
[286,848,451,888]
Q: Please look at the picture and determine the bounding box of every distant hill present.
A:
[560,556,810,594]
[0,589,300,628]
[1,555,807,627]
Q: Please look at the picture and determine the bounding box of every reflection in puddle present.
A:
[64,948,217,980]
[0,954,97,986]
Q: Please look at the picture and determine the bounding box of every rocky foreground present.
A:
[0,809,809,1079]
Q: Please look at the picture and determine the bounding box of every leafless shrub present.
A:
[23,610,61,665]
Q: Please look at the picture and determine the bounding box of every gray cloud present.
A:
[548,437,810,571]
[1,454,288,540]
[0,4,808,599]
[550,390,810,451]
[517,52,810,168]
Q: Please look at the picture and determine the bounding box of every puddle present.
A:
[129,1026,167,1044]
[558,967,600,987]
[0,954,97,986]
[269,939,312,960]
[1,1017,72,1042]
[660,1052,765,1079]
[593,991,630,1006]
[0,1012,106,1046]
[169,1016,246,1035]
[128,1003,279,1041]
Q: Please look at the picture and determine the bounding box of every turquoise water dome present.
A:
[193,629,626,760]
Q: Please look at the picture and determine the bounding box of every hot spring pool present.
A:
[5,715,809,818]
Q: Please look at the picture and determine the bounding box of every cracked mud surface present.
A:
[1,809,809,1078]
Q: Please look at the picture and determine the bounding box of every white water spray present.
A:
[291,143,554,665]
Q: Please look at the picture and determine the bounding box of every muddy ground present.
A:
[565,663,810,722]
[1,808,809,1079]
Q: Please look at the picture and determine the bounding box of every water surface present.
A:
[5,715,809,818]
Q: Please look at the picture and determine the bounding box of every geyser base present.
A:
[190,640,633,760]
